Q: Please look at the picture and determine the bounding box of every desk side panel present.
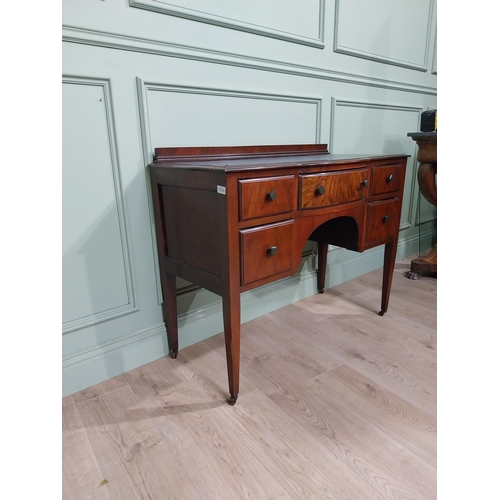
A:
[150,166,225,278]
[161,184,224,277]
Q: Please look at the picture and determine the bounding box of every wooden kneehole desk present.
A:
[149,145,409,405]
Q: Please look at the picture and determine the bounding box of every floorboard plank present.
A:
[169,341,256,401]
[72,375,130,405]
[306,314,436,415]
[77,387,202,500]
[236,353,436,499]
[63,259,437,500]
[62,396,112,500]
[125,360,294,500]
[221,390,386,500]
[312,365,437,468]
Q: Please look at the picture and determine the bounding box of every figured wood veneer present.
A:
[238,175,295,220]
[299,168,369,209]
[149,144,408,405]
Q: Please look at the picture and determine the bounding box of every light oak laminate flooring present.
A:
[62,259,437,500]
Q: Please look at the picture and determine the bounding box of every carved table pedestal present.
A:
[407,132,437,279]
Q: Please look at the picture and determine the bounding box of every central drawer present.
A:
[299,168,369,209]
[239,220,294,285]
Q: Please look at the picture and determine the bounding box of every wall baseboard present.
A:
[62,231,431,397]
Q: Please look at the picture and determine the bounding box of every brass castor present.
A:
[170,350,178,359]
[378,310,385,317]
[228,395,238,406]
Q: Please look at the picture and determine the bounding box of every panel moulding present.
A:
[431,31,437,75]
[331,98,422,230]
[62,76,138,334]
[136,78,323,304]
[129,0,326,48]
[333,0,435,72]
[62,27,437,97]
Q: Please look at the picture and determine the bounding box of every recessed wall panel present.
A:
[334,0,433,70]
[144,86,321,148]
[130,0,324,46]
[62,80,131,328]
[332,100,421,228]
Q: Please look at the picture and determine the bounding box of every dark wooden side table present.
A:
[406,132,437,279]
[149,144,409,404]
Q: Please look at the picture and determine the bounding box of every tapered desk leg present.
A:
[379,238,398,316]
[316,242,328,294]
[162,272,179,358]
[222,291,240,405]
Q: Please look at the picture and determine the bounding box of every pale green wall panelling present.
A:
[62,79,135,332]
[62,0,437,396]
[137,79,323,306]
[334,0,434,70]
[130,0,326,47]
[331,100,421,230]
[144,85,321,148]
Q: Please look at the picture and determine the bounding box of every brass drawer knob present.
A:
[315,185,326,196]
[386,174,394,183]
[361,179,369,188]
[267,246,278,255]
[266,190,277,201]
[382,215,390,223]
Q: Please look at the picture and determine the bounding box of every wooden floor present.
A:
[62,258,437,500]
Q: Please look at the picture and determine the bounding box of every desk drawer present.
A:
[240,220,294,285]
[299,168,369,209]
[366,198,400,244]
[371,164,404,196]
[239,175,295,221]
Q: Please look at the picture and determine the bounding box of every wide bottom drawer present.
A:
[240,220,294,285]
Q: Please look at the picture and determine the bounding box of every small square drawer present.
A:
[240,220,294,285]
[371,163,404,196]
[299,168,369,209]
[239,175,295,221]
[366,198,400,244]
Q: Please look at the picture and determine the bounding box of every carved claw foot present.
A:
[405,271,422,280]
[170,350,178,359]
[228,395,238,406]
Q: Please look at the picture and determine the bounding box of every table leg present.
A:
[316,242,328,293]
[379,238,398,316]
[161,272,179,358]
[222,290,241,405]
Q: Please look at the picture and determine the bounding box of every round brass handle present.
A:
[382,215,390,223]
[267,190,277,201]
[387,174,394,183]
[267,246,277,255]
[315,185,326,196]
[361,179,369,188]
